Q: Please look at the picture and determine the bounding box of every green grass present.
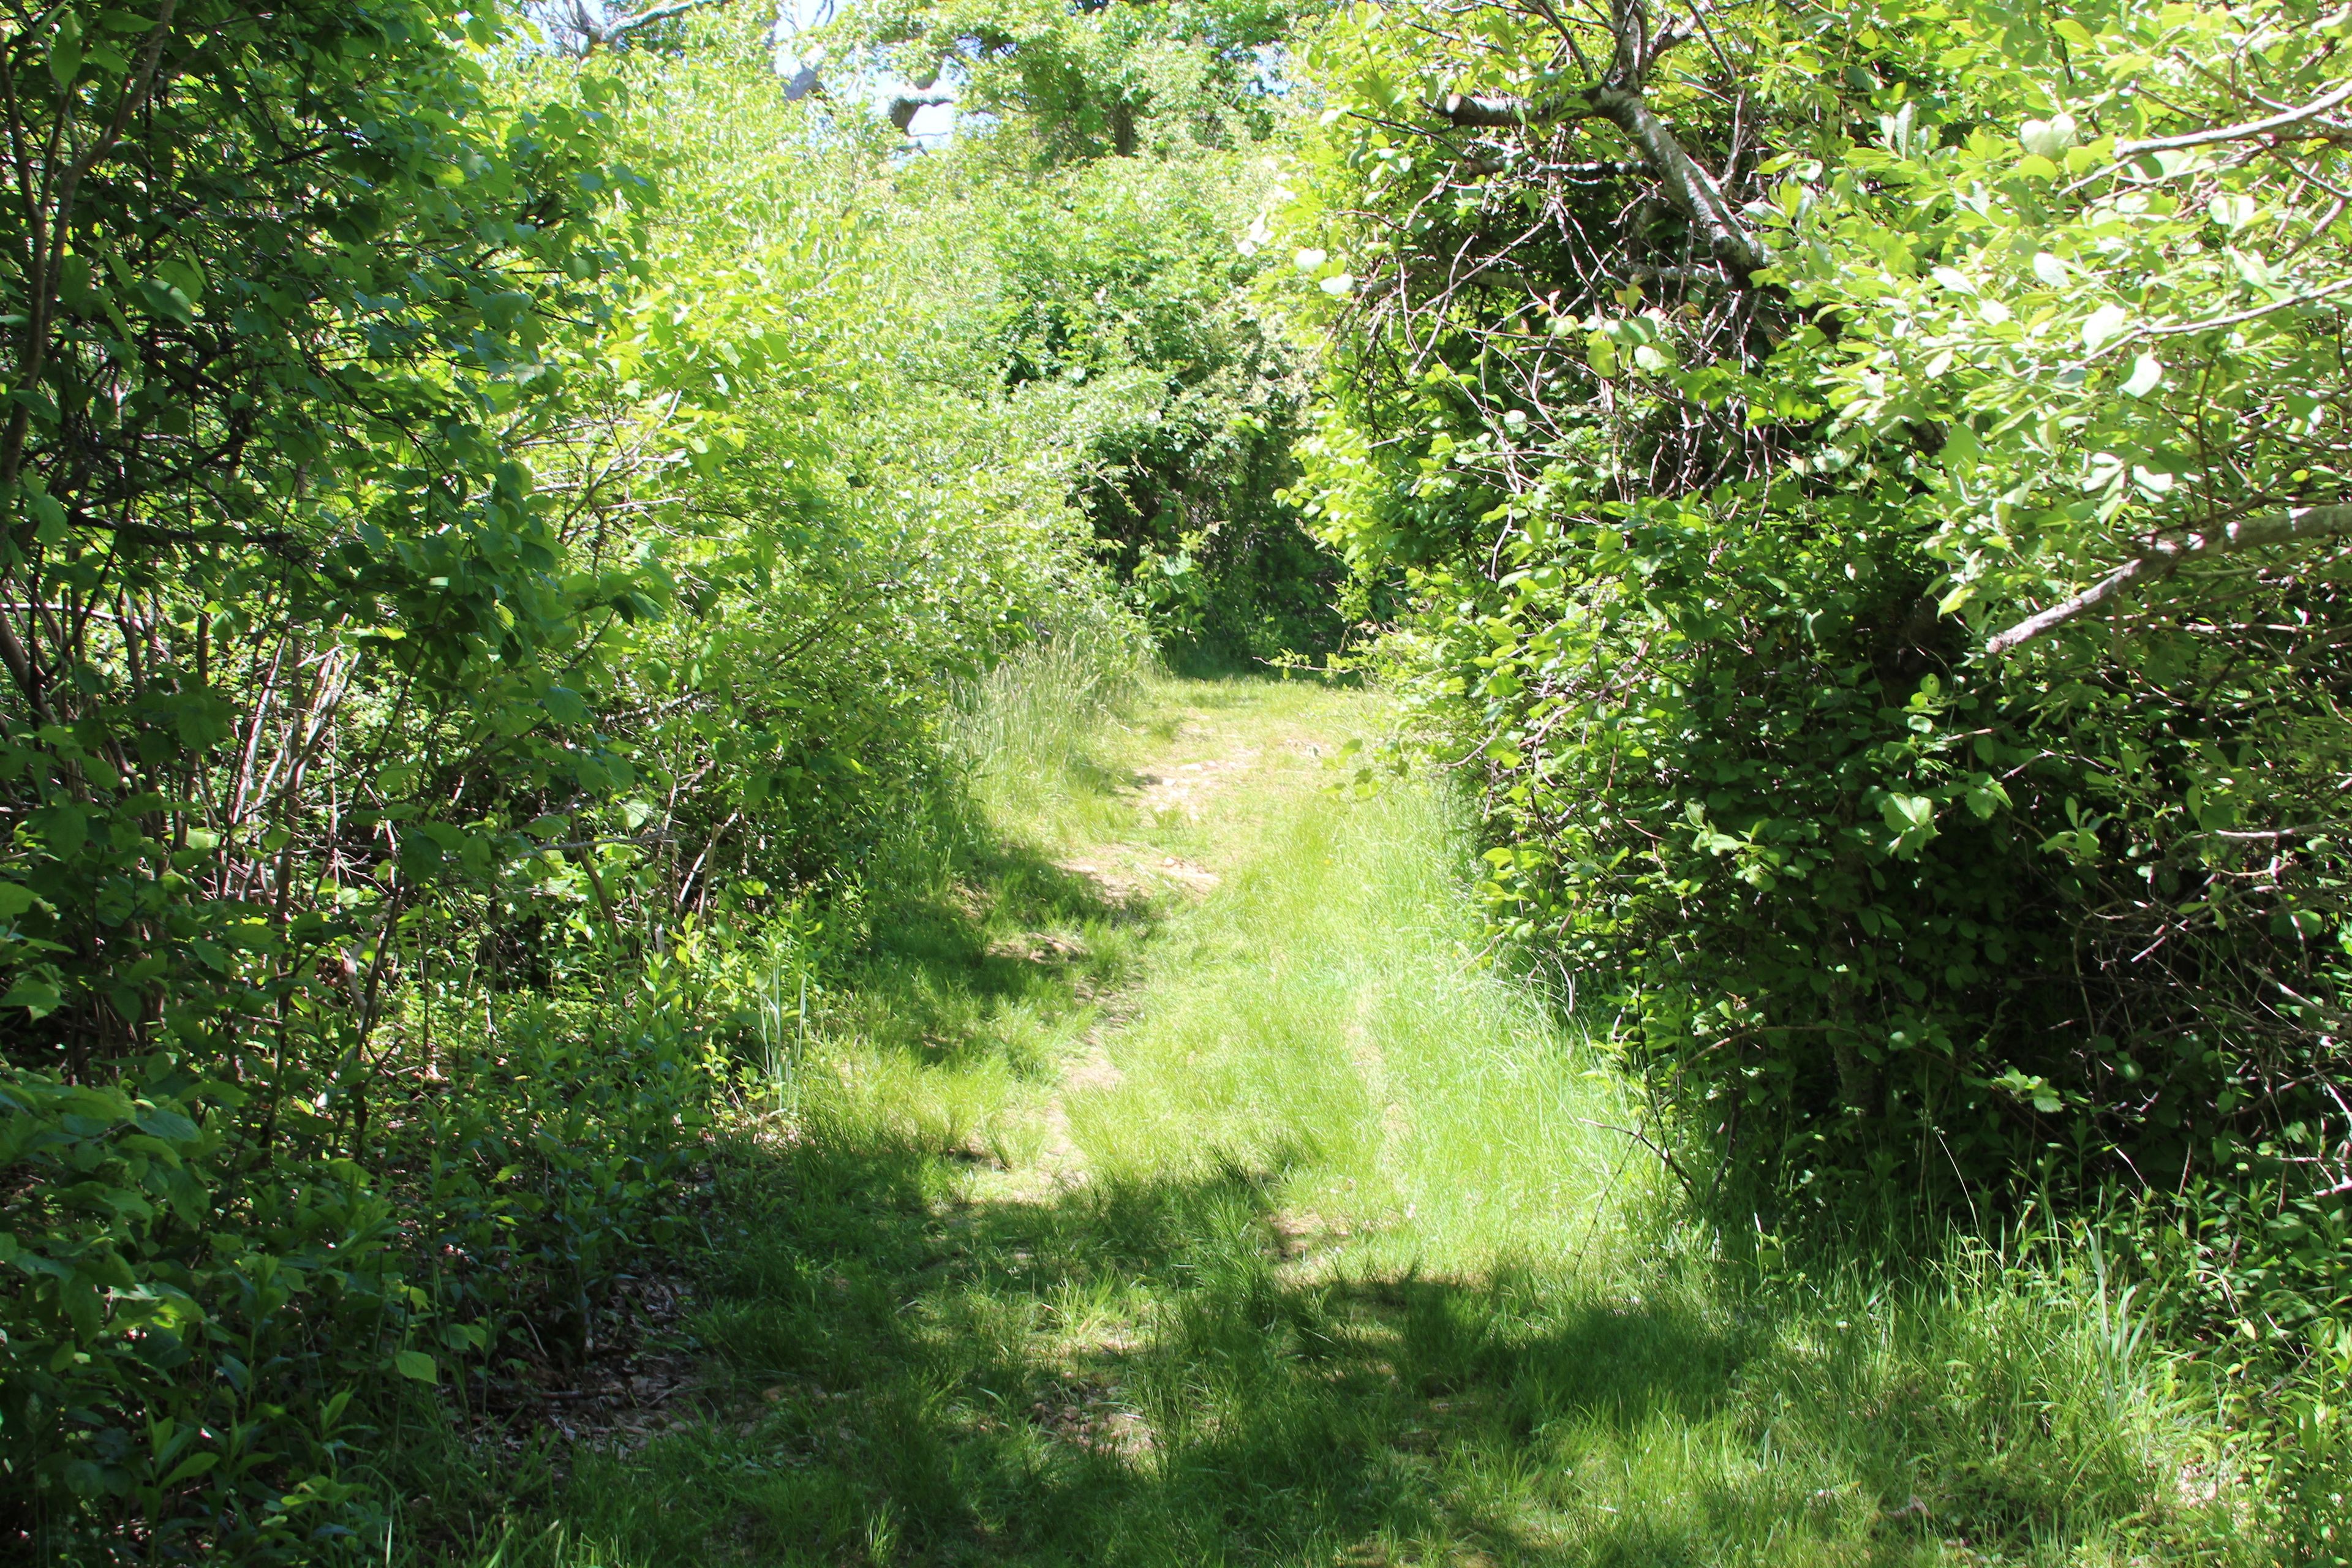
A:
[425,662,2286,1568]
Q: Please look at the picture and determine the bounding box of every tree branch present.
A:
[2117,78,2352,157]
[580,0,736,51]
[1985,503,2352,655]
[1431,0,1768,275]
[889,92,952,132]
[1591,85,1766,274]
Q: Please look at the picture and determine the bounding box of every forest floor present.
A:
[469,676,2274,1568]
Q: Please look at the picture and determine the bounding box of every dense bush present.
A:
[1283,0,2352,1268]
[2,978,720,1559]
[844,0,1351,664]
[983,156,1345,662]
[0,7,663,1544]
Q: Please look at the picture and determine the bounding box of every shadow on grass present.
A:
[475,1126,1816,1568]
[835,837,1161,1076]
[418,683,2272,1567]
[448,1106,2242,1568]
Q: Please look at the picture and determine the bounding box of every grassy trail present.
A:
[500,676,2263,1568]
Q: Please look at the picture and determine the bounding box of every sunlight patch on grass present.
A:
[1068,729,1654,1279]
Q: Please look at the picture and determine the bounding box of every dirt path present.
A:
[987,684,1358,1203]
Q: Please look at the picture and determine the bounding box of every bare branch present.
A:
[1986,503,2352,655]
[603,0,735,47]
[2117,77,2352,157]
[1590,85,1766,274]
[1431,0,1768,275]
[889,92,952,133]
[549,0,736,53]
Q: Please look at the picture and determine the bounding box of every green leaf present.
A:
[2207,194,2255,230]
[2120,353,2163,398]
[134,276,195,325]
[2019,115,2076,159]
[31,803,88,857]
[160,1452,218,1488]
[2081,304,2130,352]
[1879,794,1936,832]
[543,686,590,726]
[393,1349,439,1384]
[1964,777,2012,820]
[132,1105,199,1142]
[47,12,82,88]
[2,976,62,1019]
[22,480,67,545]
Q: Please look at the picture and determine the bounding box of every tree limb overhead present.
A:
[1431,0,1769,276]
[1986,503,2352,654]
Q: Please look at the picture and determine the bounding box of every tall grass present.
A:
[1054,704,2260,1561]
[943,612,1153,827]
[849,611,1153,922]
